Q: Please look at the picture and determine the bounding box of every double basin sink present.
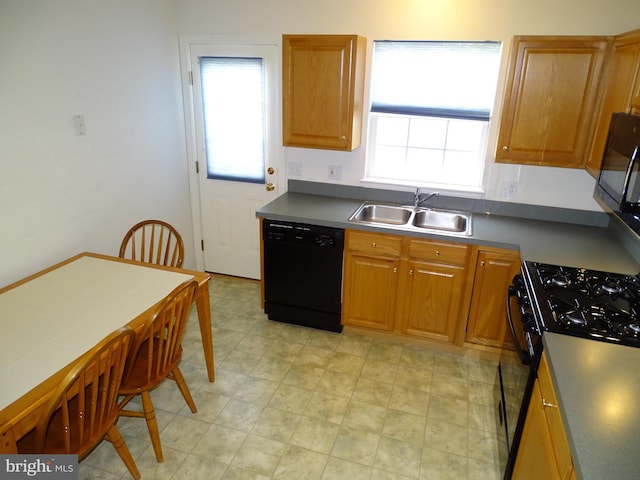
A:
[348,202,473,236]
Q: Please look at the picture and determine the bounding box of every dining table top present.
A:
[0,252,213,449]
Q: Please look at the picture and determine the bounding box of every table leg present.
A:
[195,282,215,382]
[0,422,18,453]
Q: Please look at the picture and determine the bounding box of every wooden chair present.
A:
[118,280,198,462]
[119,219,185,268]
[17,327,140,479]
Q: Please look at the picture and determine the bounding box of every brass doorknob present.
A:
[266,183,275,192]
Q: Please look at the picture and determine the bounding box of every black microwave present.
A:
[594,112,640,215]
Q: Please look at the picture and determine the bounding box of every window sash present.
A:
[199,56,266,183]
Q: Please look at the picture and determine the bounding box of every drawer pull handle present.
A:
[542,399,557,409]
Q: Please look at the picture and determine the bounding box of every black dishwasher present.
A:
[263,219,344,333]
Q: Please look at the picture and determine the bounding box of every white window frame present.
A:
[363,40,502,194]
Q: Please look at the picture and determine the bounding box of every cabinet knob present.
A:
[267,166,275,175]
[502,145,509,152]
[372,242,376,247]
[393,267,397,273]
[542,399,557,409]
[480,261,485,267]
[435,250,440,256]
[409,269,414,275]
[340,136,347,141]
[265,182,275,192]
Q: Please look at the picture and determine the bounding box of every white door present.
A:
[187,43,282,279]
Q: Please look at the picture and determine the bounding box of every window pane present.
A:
[199,57,265,183]
[408,117,447,149]
[445,120,484,151]
[376,116,410,146]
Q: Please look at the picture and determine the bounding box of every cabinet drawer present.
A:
[346,230,402,257]
[408,239,469,265]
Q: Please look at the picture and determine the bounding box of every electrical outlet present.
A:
[328,165,342,181]
[288,161,302,176]
[500,181,518,197]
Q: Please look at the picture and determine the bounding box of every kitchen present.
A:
[3,0,640,479]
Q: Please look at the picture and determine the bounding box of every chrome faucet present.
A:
[414,188,439,208]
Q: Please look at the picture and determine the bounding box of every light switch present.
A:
[72,114,86,136]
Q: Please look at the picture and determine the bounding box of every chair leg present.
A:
[140,391,163,462]
[171,366,197,413]
[105,425,141,480]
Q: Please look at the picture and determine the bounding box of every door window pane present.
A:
[199,57,265,183]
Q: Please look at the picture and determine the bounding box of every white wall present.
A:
[177,0,640,211]
[0,0,193,287]
[2,0,639,288]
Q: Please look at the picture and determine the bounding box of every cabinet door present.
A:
[282,35,366,151]
[342,252,399,331]
[402,260,467,343]
[465,249,521,347]
[513,380,561,480]
[586,29,640,176]
[496,36,609,168]
[538,354,573,480]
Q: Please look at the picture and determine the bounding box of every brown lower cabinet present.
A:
[465,248,521,347]
[513,353,575,480]
[342,229,520,346]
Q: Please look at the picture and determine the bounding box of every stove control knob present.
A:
[521,314,538,333]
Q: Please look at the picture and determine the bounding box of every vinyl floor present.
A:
[79,274,503,479]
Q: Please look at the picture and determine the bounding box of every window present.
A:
[366,41,502,192]
[199,56,266,183]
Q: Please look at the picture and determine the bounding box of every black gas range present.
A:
[520,261,640,347]
[500,260,640,479]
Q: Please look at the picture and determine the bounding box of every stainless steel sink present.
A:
[412,209,469,233]
[348,202,472,236]
[349,203,413,225]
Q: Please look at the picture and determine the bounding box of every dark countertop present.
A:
[543,333,640,480]
[257,190,640,275]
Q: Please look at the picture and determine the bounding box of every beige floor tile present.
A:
[374,436,422,478]
[420,446,468,479]
[322,457,373,480]
[290,416,340,454]
[382,409,427,445]
[331,426,381,466]
[352,376,394,407]
[190,423,247,463]
[231,434,286,476]
[343,400,387,434]
[304,391,350,424]
[273,445,328,479]
[251,406,302,442]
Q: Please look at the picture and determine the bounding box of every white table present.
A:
[0,253,213,452]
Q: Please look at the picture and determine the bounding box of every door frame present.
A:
[179,34,284,272]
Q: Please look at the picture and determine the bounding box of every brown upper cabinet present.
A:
[586,29,640,176]
[496,36,610,168]
[282,35,366,151]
